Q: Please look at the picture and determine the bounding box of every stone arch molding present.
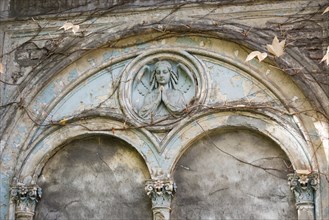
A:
[17,118,162,181]
[15,113,314,183]
[161,111,313,173]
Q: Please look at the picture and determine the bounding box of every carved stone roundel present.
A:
[119,49,207,130]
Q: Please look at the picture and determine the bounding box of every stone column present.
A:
[10,179,42,220]
[288,170,318,220]
[145,179,176,220]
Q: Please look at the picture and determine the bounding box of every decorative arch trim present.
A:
[16,118,161,182]
[160,111,314,174]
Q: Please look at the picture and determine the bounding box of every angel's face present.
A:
[155,65,171,85]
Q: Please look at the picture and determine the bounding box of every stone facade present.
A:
[0,1,328,219]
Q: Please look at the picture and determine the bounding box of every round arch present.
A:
[160,111,314,174]
[16,117,161,182]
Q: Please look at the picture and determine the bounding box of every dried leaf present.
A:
[320,46,329,66]
[0,63,4,74]
[322,6,329,14]
[72,25,80,34]
[59,22,80,34]
[291,96,299,102]
[59,22,75,31]
[59,118,68,125]
[266,36,286,57]
[245,51,268,62]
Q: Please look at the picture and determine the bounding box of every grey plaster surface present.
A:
[0,1,328,219]
[172,129,297,219]
[34,135,152,220]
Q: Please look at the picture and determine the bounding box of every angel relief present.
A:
[133,60,195,120]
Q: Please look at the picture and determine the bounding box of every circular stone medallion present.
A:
[119,49,207,131]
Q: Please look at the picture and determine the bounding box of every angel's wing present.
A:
[135,65,151,96]
[176,63,194,93]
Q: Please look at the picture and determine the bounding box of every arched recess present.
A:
[171,129,297,219]
[160,111,325,218]
[8,117,161,219]
[160,111,323,219]
[34,135,152,220]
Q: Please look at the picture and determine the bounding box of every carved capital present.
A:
[10,180,42,220]
[145,179,176,220]
[288,171,318,207]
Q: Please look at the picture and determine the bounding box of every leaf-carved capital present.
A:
[145,179,177,209]
[287,171,318,206]
[10,179,42,214]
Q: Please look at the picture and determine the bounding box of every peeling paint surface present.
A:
[49,62,127,120]
[0,31,327,220]
[205,61,276,103]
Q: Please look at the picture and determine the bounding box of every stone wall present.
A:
[0,1,328,220]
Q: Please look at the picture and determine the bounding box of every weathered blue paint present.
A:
[136,43,149,51]
[49,63,125,120]
[175,36,199,46]
[0,170,11,220]
[103,51,121,62]
[1,35,324,220]
[1,154,12,164]
[8,126,27,149]
[32,83,56,113]
[205,61,273,102]
[67,69,79,82]
[162,133,183,171]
